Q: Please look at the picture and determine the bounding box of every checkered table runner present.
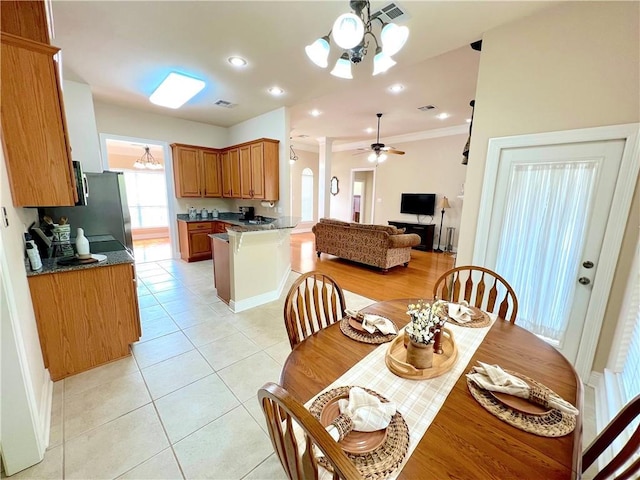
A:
[306,315,496,479]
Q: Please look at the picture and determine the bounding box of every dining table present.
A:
[280,298,583,479]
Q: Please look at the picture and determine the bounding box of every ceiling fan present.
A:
[356,113,405,163]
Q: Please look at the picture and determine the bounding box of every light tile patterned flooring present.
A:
[8,257,598,479]
[9,259,376,480]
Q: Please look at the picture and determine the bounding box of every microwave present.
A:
[72,161,89,206]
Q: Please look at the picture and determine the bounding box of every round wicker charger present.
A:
[339,317,398,344]
[447,306,491,328]
[310,386,409,480]
[467,370,577,437]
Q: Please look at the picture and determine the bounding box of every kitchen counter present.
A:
[25,247,134,277]
[176,213,278,226]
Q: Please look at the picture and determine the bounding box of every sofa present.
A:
[312,218,421,272]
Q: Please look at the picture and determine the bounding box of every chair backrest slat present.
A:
[284,272,347,349]
[433,265,518,324]
[259,382,363,480]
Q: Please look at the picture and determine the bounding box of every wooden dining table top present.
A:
[280,298,583,480]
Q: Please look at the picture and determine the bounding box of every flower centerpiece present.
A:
[404,300,449,369]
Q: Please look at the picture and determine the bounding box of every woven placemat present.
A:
[447,306,491,328]
[310,386,409,480]
[467,370,576,437]
[340,317,398,344]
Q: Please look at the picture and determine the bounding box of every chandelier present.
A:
[133,146,163,170]
[305,1,409,79]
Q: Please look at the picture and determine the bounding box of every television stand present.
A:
[388,221,434,252]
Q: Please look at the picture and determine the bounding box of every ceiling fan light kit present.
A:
[305,1,409,78]
[360,113,405,164]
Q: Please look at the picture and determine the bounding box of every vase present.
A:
[406,340,434,369]
[75,227,90,258]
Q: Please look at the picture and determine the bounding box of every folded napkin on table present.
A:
[466,361,579,415]
[447,301,475,324]
[344,310,396,334]
[326,387,397,442]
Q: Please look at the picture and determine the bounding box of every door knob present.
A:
[583,261,594,269]
[578,277,591,285]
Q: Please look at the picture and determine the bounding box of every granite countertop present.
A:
[177,212,250,224]
[209,233,229,242]
[25,249,135,277]
[177,213,298,231]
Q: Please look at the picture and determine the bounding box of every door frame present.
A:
[99,133,178,259]
[472,123,639,380]
[349,168,376,224]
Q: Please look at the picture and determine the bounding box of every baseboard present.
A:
[229,265,291,313]
[37,369,53,453]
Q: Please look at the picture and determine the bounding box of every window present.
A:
[123,170,169,229]
[301,168,313,222]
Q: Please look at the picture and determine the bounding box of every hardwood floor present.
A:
[290,232,455,301]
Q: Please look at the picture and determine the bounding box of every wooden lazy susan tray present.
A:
[385,328,458,380]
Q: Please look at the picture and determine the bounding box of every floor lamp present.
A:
[435,196,451,253]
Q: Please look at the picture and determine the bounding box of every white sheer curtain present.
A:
[495,161,597,343]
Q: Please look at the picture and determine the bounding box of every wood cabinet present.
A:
[0,32,77,206]
[212,221,233,234]
[238,139,279,200]
[1,0,50,44]
[221,148,241,198]
[28,263,141,381]
[211,236,230,304]
[172,144,222,198]
[178,220,213,261]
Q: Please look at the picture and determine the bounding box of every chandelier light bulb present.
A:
[305,36,330,68]
[134,160,145,169]
[330,53,353,79]
[378,153,388,163]
[368,153,377,163]
[381,23,409,56]
[332,13,365,49]
[372,47,396,75]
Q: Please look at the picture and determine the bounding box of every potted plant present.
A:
[404,300,448,369]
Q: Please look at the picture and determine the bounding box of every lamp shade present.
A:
[305,36,330,68]
[332,13,365,49]
[381,23,409,56]
[438,196,451,209]
[368,152,377,163]
[372,48,396,75]
[330,53,353,79]
[377,153,388,163]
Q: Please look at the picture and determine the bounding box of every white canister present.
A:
[75,227,91,258]
[201,208,208,219]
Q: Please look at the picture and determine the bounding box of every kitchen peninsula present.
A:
[209,217,299,312]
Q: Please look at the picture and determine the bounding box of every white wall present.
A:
[289,147,319,231]
[62,80,103,172]
[0,146,49,474]
[457,1,639,371]
[228,107,290,217]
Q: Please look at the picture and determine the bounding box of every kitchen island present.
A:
[209,217,299,312]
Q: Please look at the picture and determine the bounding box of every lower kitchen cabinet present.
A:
[27,263,141,381]
[178,220,213,261]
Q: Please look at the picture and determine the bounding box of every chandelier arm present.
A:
[363,30,379,50]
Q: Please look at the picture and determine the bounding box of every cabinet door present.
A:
[189,231,212,258]
[249,142,265,199]
[28,263,140,380]
[202,149,222,197]
[1,1,50,44]
[262,140,280,201]
[222,148,241,198]
[1,34,76,206]
[172,145,201,197]
[239,145,253,198]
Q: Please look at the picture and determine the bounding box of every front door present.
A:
[472,124,640,378]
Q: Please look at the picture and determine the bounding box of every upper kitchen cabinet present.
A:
[0,33,77,207]
[172,143,222,198]
[1,0,50,44]
[221,148,241,198]
[238,139,279,201]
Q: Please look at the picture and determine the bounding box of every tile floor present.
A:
[8,258,376,480]
[7,257,599,479]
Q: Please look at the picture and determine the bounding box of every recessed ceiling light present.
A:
[388,84,404,93]
[436,112,450,120]
[228,56,247,67]
[466,118,472,123]
[310,109,321,117]
[268,86,284,96]
[365,127,374,134]
[149,72,205,109]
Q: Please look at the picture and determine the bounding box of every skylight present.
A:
[149,72,205,109]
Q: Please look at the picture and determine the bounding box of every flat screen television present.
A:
[400,193,436,216]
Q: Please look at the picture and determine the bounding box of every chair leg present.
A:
[316,252,321,258]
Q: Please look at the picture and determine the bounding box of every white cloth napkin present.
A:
[466,362,579,415]
[362,314,397,335]
[447,302,475,324]
[326,387,397,441]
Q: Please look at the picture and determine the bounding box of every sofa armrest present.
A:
[388,233,421,248]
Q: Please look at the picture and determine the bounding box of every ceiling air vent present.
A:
[370,2,411,24]
[417,105,436,112]
[214,99,236,108]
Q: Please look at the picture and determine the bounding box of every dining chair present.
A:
[581,394,640,480]
[432,265,519,323]
[284,271,347,349]
[258,382,363,480]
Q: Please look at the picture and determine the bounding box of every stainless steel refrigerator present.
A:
[39,171,133,253]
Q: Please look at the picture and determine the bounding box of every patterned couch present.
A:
[312,218,421,272]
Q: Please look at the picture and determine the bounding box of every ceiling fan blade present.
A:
[352,150,370,156]
[386,149,405,155]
